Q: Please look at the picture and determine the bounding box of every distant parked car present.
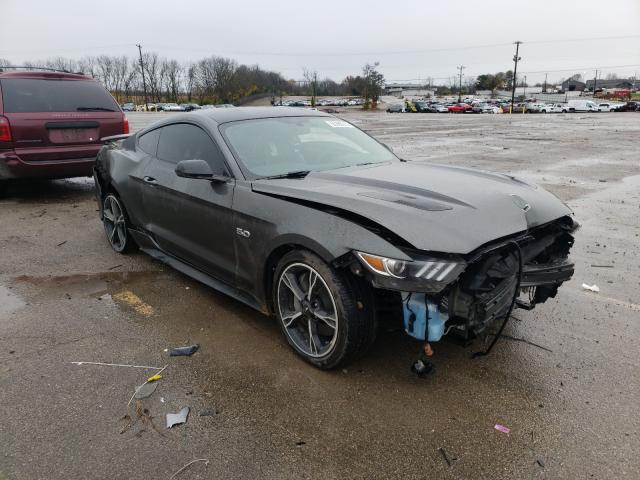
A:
[429,104,449,113]
[0,69,128,194]
[413,101,431,112]
[567,100,598,112]
[181,103,200,112]
[472,103,501,114]
[614,101,640,112]
[386,104,404,113]
[214,104,235,108]
[121,103,135,112]
[162,103,185,112]
[448,103,472,113]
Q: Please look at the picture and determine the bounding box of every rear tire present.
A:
[273,250,375,369]
[0,180,8,198]
[102,193,136,253]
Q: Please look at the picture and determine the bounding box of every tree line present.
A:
[0,55,385,106]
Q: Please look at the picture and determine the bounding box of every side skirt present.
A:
[129,229,267,314]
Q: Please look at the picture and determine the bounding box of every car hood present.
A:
[251,162,572,254]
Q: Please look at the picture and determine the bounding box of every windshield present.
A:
[221,116,396,178]
[0,78,119,113]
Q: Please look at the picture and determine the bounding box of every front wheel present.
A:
[102,193,136,253]
[273,250,375,369]
[0,179,9,197]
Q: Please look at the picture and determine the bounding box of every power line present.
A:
[2,34,638,57]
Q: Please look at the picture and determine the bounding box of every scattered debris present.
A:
[56,240,67,247]
[166,407,190,428]
[121,401,165,437]
[490,334,553,353]
[494,424,511,434]
[127,365,168,407]
[411,357,434,376]
[169,458,209,480]
[199,408,218,417]
[582,283,600,293]
[160,397,165,403]
[438,447,452,466]
[537,459,545,468]
[169,344,199,357]
[72,361,165,370]
[108,264,123,270]
[120,414,133,434]
[590,264,614,268]
[295,441,306,447]
[134,381,158,400]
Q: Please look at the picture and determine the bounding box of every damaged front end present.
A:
[349,215,578,348]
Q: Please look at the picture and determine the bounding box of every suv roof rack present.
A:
[0,66,85,75]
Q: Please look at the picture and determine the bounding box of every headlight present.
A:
[356,252,408,278]
[355,251,466,292]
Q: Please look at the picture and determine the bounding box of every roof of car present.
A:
[193,106,330,124]
[0,70,93,81]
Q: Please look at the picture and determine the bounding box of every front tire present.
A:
[102,193,135,253]
[273,250,374,369]
[0,180,9,197]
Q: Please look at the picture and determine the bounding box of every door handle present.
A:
[143,176,158,185]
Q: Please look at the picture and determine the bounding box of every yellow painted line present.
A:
[112,290,154,316]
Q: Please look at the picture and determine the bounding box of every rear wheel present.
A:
[273,250,375,369]
[0,180,9,197]
[102,193,135,253]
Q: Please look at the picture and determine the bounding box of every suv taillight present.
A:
[0,116,12,142]
[122,114,130,134]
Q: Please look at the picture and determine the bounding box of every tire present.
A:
[102,193,136,253]
[272,250,375,369]
[0,180,9,197]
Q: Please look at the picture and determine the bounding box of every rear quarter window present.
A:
[0,78,118,113]
[138,128,161,156]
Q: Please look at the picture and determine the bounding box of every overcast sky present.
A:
[2,0,639,85]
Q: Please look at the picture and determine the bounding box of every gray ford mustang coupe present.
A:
[94,107,577,369]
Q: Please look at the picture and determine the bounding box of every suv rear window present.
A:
[0,78,119,113]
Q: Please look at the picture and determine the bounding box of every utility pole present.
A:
[510,41,522,113]
[457,65,465,103]
[543,73,548,93]
[592,69,598,97]
[523,75,527,98]
[136,44,149,112]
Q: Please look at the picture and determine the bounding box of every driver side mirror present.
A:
[175,159,214,179]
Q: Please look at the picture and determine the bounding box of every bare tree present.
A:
[185,63,196,102]
[303,68,318,107]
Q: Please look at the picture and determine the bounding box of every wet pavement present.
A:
[1,112,638,479]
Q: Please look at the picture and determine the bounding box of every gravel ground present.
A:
[1,111,638,480]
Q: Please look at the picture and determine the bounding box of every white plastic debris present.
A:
[166,407,190,428]
[582,283,600,293]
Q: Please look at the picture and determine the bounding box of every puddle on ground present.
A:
[13,271,162,316]
[0,284,26,317]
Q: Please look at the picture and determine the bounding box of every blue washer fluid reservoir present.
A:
[402,292,447,342]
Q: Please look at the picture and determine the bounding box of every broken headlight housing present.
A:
[354,251,467,293]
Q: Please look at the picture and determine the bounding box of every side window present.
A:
[138,128,161,156]
[157,123,227,175]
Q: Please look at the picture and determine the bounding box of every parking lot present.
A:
[1,111,639,479]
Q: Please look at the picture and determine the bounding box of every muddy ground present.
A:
[1,111,638,479]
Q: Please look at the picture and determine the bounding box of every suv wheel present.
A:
[0,180,9,197]
[273,250,375,369]
[102,193,135,253]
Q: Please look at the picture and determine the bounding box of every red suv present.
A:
[0,70,128,192]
